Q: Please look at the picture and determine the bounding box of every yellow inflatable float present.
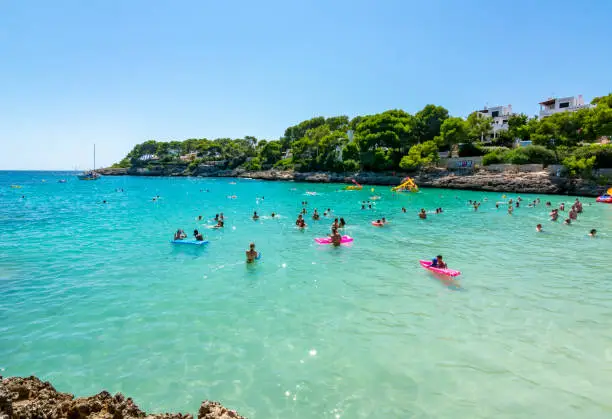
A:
[391,177,418,192]
[344,179,363,190]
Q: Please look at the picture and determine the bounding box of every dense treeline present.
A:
[113,94,612,175]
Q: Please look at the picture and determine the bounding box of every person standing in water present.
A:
[246,242,259,263]
[419,209,427,219]
[330,228,342,246]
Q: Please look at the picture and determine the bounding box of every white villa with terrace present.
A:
[477,104,515,140]
[538,95,590,119]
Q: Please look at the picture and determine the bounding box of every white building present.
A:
[477,104,514,139]
[539,95,589,119]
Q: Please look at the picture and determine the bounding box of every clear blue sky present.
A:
[1,0,611,170]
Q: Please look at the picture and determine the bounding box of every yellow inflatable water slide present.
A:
[391,177,419,192]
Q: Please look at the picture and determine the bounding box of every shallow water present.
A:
[1,171,612,418]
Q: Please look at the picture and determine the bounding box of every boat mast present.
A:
[94,144,96,170]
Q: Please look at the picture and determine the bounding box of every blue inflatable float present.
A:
[170,239,208,246]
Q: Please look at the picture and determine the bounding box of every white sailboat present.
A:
[77,144,101,180]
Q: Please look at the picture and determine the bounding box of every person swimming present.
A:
[381,217,387,224]
[589,229,597,237]
[246,242,259,263]
[174,229,187,240]
[401,207,407,213]
[213,220,224,228]
[419,209,427,219]
[214,214,219,221]
[564,218,571,225]
[536,224,543,232]
[550,209,559,221]
[197,215,203,221]
[312,209,320,220]
[431,255,447,269]
[253,211,259,220]
[271,212,276,218]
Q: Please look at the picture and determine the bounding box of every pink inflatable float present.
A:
[419,260,461,277]
[314,235,354,244]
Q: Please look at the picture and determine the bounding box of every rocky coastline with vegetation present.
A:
[0,376,244,419]
[104,93,612,197]
[97,166,607,197]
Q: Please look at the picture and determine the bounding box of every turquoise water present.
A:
[2,171,612,418]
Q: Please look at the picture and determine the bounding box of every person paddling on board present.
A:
[174,229,187,240]
[431,255,447,269]
[193,229,204,241]
[246,242,259,263]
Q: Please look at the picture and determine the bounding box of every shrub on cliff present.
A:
[342,159,360,172]
[563,155,596,178]
[273,158,294,170]
[482,151,506,166]
[458,142,484,157]
[571,144,612,169]
[111,158,131,168]
[242,157,262,171]
[399,141,439,171]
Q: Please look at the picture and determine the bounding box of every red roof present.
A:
[539,98,556,106]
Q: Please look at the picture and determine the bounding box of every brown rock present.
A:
[0,377,239,419]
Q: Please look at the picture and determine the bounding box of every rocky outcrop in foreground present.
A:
[0,376,244,419]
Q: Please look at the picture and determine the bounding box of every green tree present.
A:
[466,112,491,142]
[354,110,416,152]
[399,141,439,171]
[435,117,468,147]
[507,113,529,140]
[415,104,449,143]
[325,116,350,132]
[281,116,326,149]
[591,93,612,107]
[260,141,282,165]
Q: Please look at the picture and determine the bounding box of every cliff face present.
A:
[0,376,244,419]
[95,167,607,197]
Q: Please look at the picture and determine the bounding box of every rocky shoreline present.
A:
[97,166,607,197]
[0,376,243,419]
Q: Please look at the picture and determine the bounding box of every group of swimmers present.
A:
[534,198,597,236]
